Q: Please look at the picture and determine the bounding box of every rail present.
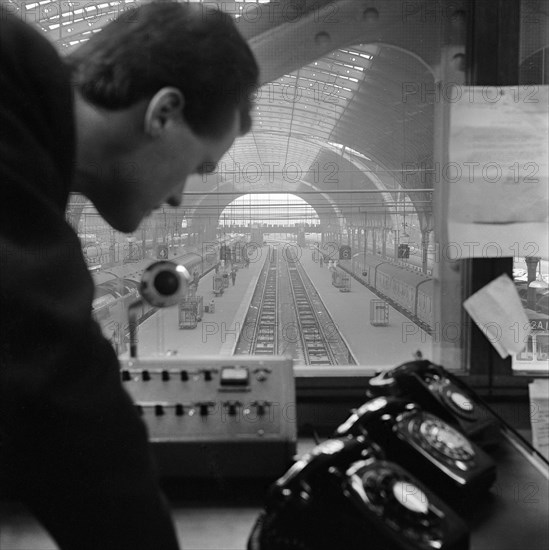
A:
[285,257,339,366]
[250,248,279,355]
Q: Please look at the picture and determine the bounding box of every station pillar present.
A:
[421,229,431,274]
[203,221,217,242]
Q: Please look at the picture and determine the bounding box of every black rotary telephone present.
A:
[335,396,497,509]
[247,435,470,550]
[366,359,501,448]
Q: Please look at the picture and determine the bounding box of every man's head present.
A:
[69,1,259,232]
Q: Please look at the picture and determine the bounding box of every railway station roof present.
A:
[12,0,471,230]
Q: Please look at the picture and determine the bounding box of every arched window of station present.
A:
[218,193,321,230]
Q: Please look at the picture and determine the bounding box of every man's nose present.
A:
[166,194,182,207]
[166,182,185,207]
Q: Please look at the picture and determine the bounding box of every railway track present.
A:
[237,245,355,364]
[286,255,354,366]
[250,248,279,355]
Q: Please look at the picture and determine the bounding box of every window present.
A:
[34,0,544,384]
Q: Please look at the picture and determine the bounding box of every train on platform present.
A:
[81,234,191,271]
[90,236,246,354]
[316,246,549,352]
[346,252,433,331]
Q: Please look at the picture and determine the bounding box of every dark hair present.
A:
[67,1,259,137]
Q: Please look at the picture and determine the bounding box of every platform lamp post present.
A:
[526,256,544,310]
[109,229,117,266]
[362,212,367,265]
[141,224,147,260]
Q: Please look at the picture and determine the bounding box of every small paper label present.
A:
[463,274,531,358]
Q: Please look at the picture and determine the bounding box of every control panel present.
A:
[120,356,296,479]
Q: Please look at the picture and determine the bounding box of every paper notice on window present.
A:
[463,274,531,359]
[447,85,548,259]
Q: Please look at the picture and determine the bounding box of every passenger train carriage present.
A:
[314,248,435,332]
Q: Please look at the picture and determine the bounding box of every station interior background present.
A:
[1,1,548,549]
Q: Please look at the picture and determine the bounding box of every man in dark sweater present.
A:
[0,3,259,549]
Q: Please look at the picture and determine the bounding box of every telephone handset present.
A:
[367,360,501,448]
[268,435,380,505]
[249,436,381,550]
[248,435,470,550]
[335,396,497,508]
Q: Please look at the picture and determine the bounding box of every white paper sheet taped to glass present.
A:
[446,85,548,260]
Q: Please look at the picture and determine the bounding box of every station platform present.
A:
[134,253,265,357]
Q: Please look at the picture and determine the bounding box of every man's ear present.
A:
[144,87,184,137]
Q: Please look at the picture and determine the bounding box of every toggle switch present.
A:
[161,370,170,381]
[225,401,241,417]
[180,370,189,381]
[203,370,213,382]
[251,400,270,416]
[142,370,151,381]
[155,404,165,416]
[121,370,131,381]
[135,404,144,416]
[175,403,184,416]
[199,403,210,417]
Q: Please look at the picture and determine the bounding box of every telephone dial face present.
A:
[343,459,469,550]
[335,396,497,504]
[367,360,501,447]
[249,435,470,550]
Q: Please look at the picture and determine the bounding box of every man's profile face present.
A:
[94,108,241,234]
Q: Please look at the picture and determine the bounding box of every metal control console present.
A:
[120,356,296,479]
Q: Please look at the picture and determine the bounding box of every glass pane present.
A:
[512,3,549,374]
[33,1,474,373]
[66,37,437,371]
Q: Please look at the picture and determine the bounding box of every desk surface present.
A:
[1,432,548,550]
[462,428,549,550]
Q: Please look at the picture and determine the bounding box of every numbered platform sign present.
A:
[339,245,352,260]
[157,245,169,260]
